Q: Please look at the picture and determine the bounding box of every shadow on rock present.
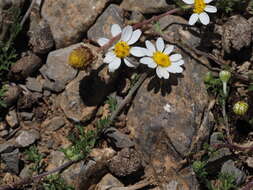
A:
[147,72,184,96]
[79,65,116,106]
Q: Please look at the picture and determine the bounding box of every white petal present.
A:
[108,57,121,72]
[167,65,183,73]
[204,0,213,3]
[189,14,199,25]
[121,25,133,42]
[163,45,174,55]
[127,29,142,45]
[140,57,157,68]
[199,12,210,25]
[111,24,122,37]
[124,58,135,67]
[130,47,146,57]
[204,5,217,13]
[104,51,116,63]
[97,38,109,46]
[156,37,165,52]
[156,67,169,79]
[173,59,184,66]
[145,40,156,55]
[182,0,194,4]
[170,54,182,62]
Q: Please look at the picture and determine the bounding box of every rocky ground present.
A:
[0,0,253,190]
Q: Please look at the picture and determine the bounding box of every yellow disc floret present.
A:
[152,51,171,67]
[193,0,206,14]
[68,46,93,70]
[114,41,130,58]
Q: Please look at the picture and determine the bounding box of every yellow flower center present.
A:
[152,51,171,67]
[114,41,130,58]
[193,0,206,14]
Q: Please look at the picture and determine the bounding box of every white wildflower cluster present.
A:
[97,0,217,78]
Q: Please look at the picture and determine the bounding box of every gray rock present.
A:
[43,90,51,97]
[0,141,16,154]
[207,132,232,165]
[43,79,65,93]
[0,130,9,137]
[45,116,65,131]
[40,43,80,90]
[15,130,40,147]
[20,112,34,121]
[96,174,124,190]
[126,15,207,189]
[3,84,21,108]
[5,109,19,128]
[105,128,135,149]
[9,54,42,81]
[26,77,43,92]
[41,0,110,48]
[87,4,124,43]
[221,160,246,185]
[59,43,118,123]
[108,148,142,177]
[19,164,32,179]
[120,0,174,14]
[1,149,19,174]
[29,19,54,54]
[222,15,252,53]
[46,151,83,186]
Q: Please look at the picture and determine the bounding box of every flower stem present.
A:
[223,82,227,97]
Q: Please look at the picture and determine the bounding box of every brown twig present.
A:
[20,0,36,27]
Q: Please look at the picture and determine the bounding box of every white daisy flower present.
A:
[97,24,146,72]
[140,37,184,79]
[182,0,217,25]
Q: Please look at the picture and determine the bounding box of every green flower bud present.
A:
[233,101,249,116]
[219,70,231,83]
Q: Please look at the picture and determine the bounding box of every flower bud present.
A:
[68,46,93,70]
[219,70,231,83]
[233,101,249,116]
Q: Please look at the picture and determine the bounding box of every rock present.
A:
[246,157,253,168]
[15,130,40,147]
[39,43,79,90]
[126,15,207,189]
[95,174,124,190]
[59,43,117,123]
[76,148,116,190]
[43,79,65,93]
[41,0,109,48]
[9,54,42,81]
[3,84,21,107]
[221,160,246,185]
[222,15,252,53]
[0,141,16,154]
[120,0,174,14]
[5,109,19,128]
[28,19,54,54]
[0,130,9,137]
[1,149,19,174]
[87,4,124,43]
[105,128,135,149]
[17,92,39,110]
[206,132,232,173]
[19,112,34,121]
[46,151,83,186]
[108,148,142,177]
[26,77,43,92]
[43,116,65,131]
[19,164,32,179]
[0,121,7,130]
